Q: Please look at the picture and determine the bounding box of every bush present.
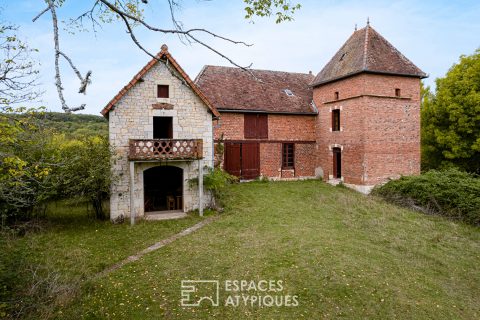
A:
[372,169,480,225]
[189,167,238,209]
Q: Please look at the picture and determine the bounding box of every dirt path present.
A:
[95,215,218,278]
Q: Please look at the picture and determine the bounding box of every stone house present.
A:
[102,23,426,221]
[195,23,426,193]
[101,45,220,222]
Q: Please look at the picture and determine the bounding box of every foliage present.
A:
[55,135,113,220]
[0,107,59,223]
[421,49,480,173]
[372,168,480,225]
[243,0,302,23]
[0,108,112,223]
[189,167,238,208]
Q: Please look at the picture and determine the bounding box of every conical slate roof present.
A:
[311,24,427,86]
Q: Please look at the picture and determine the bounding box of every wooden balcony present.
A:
[128,139,203,161]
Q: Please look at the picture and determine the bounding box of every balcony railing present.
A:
[128,139,203,161]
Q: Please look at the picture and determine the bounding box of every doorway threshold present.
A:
[144,210,187,221]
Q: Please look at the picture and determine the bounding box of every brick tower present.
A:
[311,23,427,193]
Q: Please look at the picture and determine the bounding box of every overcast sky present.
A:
[3,0,480,115]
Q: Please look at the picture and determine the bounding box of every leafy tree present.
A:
[0,108,59,223]
[421,49,480,173]
[56,135,113,220]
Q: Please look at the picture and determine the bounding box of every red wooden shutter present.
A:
[241,143,260,179]
[157,85,169,98]
[257,114,268,139]
[224,143,241,177]
[244,114,257,138]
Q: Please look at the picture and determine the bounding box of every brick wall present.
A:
[313,73,421,186]
[215,112,316,178]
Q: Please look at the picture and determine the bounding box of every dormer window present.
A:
[157,85,169,98]
[284,89,294,97]
[395,88,401,97]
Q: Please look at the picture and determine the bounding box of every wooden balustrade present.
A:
[128,139,203,161]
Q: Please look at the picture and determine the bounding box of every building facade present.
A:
[102,45,219,222]
[103,24,426,221]
[195,24,426,193]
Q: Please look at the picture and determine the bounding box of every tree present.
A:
[421,49,480,173]
[32,0,301,112]
[0,23,41,108]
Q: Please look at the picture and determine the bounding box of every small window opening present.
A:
[332,109,340,131]
[157,84,169,98]
[340,52,347,61]
[334,91,339,100]
[284,89,294,97]
[153,116,173,139]
[282,143,295,169]
[395,88,401,97]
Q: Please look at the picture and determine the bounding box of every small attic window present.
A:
[157,85,169,98]
[395,88,401,97]
[284,89,294,97]
[334,92,339,100]
[340,52,347,61]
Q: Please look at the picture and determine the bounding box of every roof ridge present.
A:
[204,65,313,76]
[362,23,370,70]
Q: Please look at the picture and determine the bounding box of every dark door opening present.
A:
[333,147,342,178]
[224,142,260,180]
[153,117,173,139]
[144,166,183,212]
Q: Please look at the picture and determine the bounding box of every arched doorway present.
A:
[143,166,183,212]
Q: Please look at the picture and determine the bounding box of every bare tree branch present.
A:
[43,0,91,112]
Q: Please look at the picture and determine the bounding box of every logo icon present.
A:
[180,280,220,307]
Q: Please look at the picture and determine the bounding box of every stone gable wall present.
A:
[108,61,213,220]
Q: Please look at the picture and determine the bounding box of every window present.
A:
[284,89,294,96]
[334,91,339,100]
[153,117,173,139]
[157,85,169,98]
[282,143,295,169]
[395,88,401,97]
[244,114,268,139]
[332,109,340,131]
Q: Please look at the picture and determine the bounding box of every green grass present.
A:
[57,180,479,320]
[2,181,479,319]
[0,201,204,319]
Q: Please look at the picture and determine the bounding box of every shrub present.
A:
[372,168,480,225]
[189,167,238,209]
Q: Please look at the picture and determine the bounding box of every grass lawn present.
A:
[0,201,205,319]
[2,180,479,319]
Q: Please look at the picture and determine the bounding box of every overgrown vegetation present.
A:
[372,168,480,225]
[189,167,238,209]
[0,108,111,224]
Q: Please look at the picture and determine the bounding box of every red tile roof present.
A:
[311,24,427,86]
[101,45,220,118]
[195,66,317,114]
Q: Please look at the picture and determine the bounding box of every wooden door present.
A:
[224,143,241,177]
[333,147,342,178]
[241,142,260,179]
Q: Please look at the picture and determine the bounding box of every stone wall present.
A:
[108,60,214,221]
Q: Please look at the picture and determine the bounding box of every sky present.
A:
[2,0,480,115]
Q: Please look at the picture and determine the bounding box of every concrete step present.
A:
[144,210,187,221]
